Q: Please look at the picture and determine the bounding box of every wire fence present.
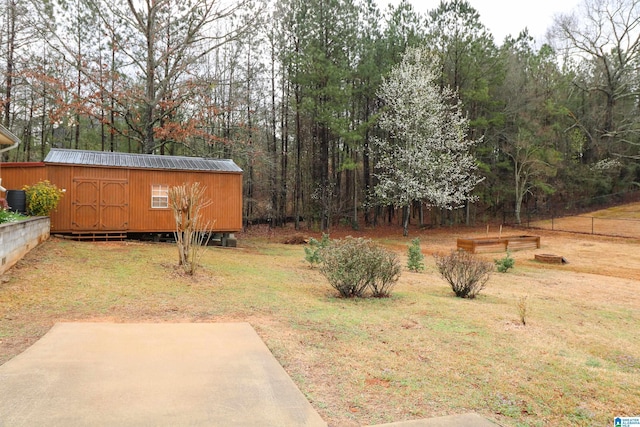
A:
[525,215,640,238]
[500,190,640,238]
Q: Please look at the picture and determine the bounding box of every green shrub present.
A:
[304,233,330,267]
[23,180,64,216]
[368,247,402,298]
[0,198,28,224]
[434,250,493,299]
[0,209,27,224]
[407,238,425,272]
[495,250,515,273]
[0,206,11,224]
[319,237,401,298]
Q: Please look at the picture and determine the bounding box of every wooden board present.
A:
[457,236,540,253]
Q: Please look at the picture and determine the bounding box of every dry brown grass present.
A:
[1,222,639,426]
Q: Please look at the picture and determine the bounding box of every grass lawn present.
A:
[1,226,639,426]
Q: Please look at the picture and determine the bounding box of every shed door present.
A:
[72,178,129,231]
[100,180,129,230]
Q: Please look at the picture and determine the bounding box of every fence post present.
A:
[551,215,554,231]
[592,216,594,234]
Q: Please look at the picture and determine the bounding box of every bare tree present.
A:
[505,129,559,224]
[1,0,37,133]
[168,182,213,275]
[551,0,640,159]
[498,34,563,223]
[32,0,262,154]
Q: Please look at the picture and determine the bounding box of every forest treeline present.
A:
[1,0,639,231]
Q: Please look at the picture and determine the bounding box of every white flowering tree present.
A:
[373,46,482,236]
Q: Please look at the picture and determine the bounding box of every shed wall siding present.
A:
[0,163,47,190]
[1,162,242,233]
[127,169,242,232]
[47,165,73,231]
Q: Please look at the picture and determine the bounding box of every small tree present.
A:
[434,250,493,299]
[304,233,330,267]
[495,250,515,273]
[168,182,213,275]
[407,238,425,272]
[23,180,64,216]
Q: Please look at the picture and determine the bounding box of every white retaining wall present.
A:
[0,217,50,275]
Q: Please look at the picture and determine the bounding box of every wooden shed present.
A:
[1,149,243,241]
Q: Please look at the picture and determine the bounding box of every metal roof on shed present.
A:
[44,149,242,173]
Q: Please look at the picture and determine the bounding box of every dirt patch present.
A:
[282,234,308,245]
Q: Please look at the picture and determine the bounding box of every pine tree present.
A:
[407,238,425,272]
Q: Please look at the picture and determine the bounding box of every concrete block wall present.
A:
[0,217,50,275]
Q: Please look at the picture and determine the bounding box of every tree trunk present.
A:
[245,46,255,226]
[75,21,82,150]
[280,80,289,227]
[352,154,358,230]
[269,37,279,227]
[320,123,330,231]
[143,5,157,154]
[294,43,302,230]
[514,159,523,225]
[4,0,16,129]
[402,205,410,237]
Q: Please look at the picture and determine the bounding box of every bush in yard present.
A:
[319,237,401,298]
[434,250,493,299]
[304,233,330,267]
[495,250,515,273]
[368,246,402,297]
[23,180,64,216]
[407,238,425,272]
[0,209,25,224]
[0,198,27,224]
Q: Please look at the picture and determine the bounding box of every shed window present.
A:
[151,185,169,208]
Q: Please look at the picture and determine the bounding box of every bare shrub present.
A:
[168,182,213,275]
[319,237,401,298]
[517,295,529,325]
[434,250,493,299]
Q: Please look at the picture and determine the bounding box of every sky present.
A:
[378,0,582,44]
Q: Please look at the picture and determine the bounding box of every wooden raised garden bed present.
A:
[534,254,567,264]
[457,235,541,254]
